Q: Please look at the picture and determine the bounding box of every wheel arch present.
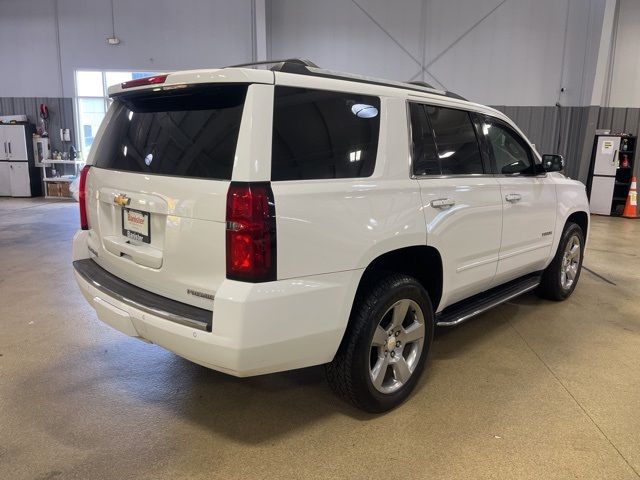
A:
[353,245,443,313]
[566,210,589,236]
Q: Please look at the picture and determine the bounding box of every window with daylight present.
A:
[75,70,158,154]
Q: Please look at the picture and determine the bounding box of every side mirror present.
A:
[542,154,564,172]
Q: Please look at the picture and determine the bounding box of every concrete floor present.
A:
[1,198,639,480]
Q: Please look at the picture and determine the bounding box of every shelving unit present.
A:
[40,158,84,199]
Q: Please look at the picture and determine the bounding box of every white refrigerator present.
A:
[589,135,621,215]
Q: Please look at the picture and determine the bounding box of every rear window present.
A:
[93,84,248,180]
[271,86,380,181]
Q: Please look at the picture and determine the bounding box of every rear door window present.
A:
[425,106,484,175]
[408,102,440,176]
[271,87,380,181]
[94,84,248,180]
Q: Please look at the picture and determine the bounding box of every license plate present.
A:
[122,208,150,244]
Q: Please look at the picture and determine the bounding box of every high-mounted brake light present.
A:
[121,74,168,89]
[226,182,276,282]
[79,165,91,230]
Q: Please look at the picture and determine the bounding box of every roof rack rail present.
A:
[227,58,469,101]
[408,81,435,89]
[443,91,467,101]
[227,58,318,69]
[408,81,467,101]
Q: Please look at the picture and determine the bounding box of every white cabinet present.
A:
[590,176,616,215]
[3,125,28,160]
[0,124,40,197]
[9,162,31,197]
[0,162,10,196]
[0,129,6,160]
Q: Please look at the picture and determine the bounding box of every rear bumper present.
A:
[72,230,360,377]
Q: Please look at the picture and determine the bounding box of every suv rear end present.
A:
[72,68,361,376]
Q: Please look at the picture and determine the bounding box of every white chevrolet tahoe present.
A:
[73,59,589,412]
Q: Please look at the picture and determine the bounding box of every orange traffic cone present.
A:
[622,176,638,218]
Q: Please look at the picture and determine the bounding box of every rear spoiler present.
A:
[107,68,274,97]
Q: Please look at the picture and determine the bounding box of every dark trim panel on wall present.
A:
[0,97,75,153]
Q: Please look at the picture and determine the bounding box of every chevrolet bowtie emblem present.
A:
[114,194,131,206]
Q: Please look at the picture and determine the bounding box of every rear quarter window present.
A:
[271,87,381,181]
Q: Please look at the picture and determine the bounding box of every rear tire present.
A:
[325,273,434,413]
[537,222,584,301]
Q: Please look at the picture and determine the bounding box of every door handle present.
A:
[3,142,6,154]
[7,142,11,154]
[431,198,456,208]
[505,193,522,203]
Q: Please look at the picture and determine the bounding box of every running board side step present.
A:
[435,273,541,327]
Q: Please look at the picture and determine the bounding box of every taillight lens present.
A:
[121,74,168,89]
[79,165,91,230]
[226,182,276,282]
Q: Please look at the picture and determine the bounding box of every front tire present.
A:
[325,273,434,412]
[537,222,585,301]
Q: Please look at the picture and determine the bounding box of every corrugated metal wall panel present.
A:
[0,97,74,153]
[1,98,636,182]
[598,107,614,129]
[611,109,627,133]
[624,109,640,134]
[528,108,545,148]
[563,107,587,180]
[576,107,599,182]
[540,107,559,155]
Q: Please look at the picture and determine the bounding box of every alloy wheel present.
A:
[560,234,581,290]
[369,299,425,394]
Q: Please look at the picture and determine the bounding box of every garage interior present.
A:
[1,0,640,479]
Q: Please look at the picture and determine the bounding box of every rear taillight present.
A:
[79,165,91,230]
[226,182,276,282]
[121,74,168,89]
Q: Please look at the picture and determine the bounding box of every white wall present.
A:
[607,0,640,107]
[0,0,622,107]
[0,0,255,98]
[0,0,63,97]
[590,0,618,106]
[268,0,606,106]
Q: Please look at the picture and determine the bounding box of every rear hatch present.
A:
[84,82,251,309]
